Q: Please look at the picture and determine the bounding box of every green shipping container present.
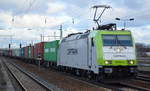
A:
[28,46,34,58]
[44,40,59,62]
[28,47,31,58]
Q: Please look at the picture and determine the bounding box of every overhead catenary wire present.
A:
[25,0,36,14]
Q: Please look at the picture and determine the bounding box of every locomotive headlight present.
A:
[128,60,134,64]
[105,60,112,64]
[105,61,109,64]
[130,61,134,64]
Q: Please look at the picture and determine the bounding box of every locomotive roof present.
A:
[62,33,89,42]
[61,30,132,42]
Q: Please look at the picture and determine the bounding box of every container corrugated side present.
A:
[34,42,45,60]
[44,40,59,62]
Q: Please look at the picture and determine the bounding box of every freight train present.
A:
[1,24,137,82]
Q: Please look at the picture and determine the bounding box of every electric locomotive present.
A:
[58,23,137,81]
[58,5,137,81]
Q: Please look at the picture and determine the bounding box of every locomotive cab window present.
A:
[102,35,133,46]
[117,35,132,46]
[102,35,116,46]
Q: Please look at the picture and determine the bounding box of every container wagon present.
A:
[28,46,34,59]
[44,40,59,67]
[2,49,12,57]
[20,47,25,58]
[24,46,29,58]
[12,49,20,58]
[34,42,45,65]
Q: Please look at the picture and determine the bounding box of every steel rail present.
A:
[137,74,150,82]
[2,59,27,91]
[119,80,150,91]
[3,58,62,91]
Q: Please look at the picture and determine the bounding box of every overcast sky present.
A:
[0,0,150,48]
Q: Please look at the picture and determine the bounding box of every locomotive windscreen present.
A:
[102,35,133,46]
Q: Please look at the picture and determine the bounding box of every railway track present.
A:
[119,79,150,91]
[60,72,137,91]
[3,57,149,91]
[1,58,61,91]
[137,74,150,82]
[4,57,113,91]
[9,57,136,91]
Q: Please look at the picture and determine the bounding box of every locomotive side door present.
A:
[88,37,93,69]
[88,37,98,74]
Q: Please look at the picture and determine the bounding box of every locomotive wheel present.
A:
[87,71,93,80]
[96,75,103,82]
[75,69,81,76]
